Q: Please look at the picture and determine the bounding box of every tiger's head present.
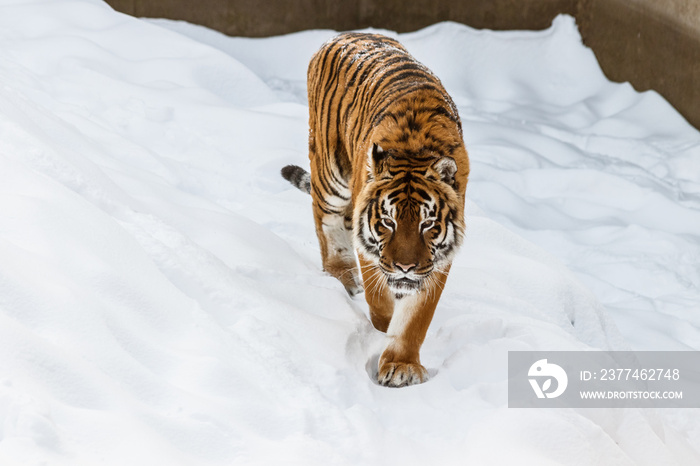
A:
[354,144,465,298]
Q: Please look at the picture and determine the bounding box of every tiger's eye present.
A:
[382,218,395,230]
[422,220,435,231]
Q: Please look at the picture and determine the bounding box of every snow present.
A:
[0,0,699,464]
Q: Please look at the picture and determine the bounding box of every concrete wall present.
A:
[577,0,700,130]
[105,0,577,36]
[105,0,700,130]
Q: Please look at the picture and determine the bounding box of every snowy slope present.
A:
[0,0,698,464]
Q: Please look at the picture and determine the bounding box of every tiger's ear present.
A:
[367,143,388,175]
[432,156,457,186]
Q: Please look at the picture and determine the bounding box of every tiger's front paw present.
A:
[378,361,428,387]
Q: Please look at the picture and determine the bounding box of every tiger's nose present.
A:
[394,262,416,273]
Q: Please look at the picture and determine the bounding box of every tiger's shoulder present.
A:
[308,32,465,169]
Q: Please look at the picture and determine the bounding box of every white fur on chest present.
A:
[386,294,420,338]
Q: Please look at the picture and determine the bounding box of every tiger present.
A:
[281,32,469,387]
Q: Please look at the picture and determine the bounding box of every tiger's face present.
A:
[354,149,465,298]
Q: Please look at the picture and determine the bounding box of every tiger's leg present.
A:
[377,267,451,387]
[359,255,394,332]
[311,201,363,296]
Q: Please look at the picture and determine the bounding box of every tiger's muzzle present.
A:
[383,264,432,296]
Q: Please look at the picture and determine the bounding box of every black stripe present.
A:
[412,187,432,202]
[369,84,443,133]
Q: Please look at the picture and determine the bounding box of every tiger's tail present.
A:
[281,165,311,194]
